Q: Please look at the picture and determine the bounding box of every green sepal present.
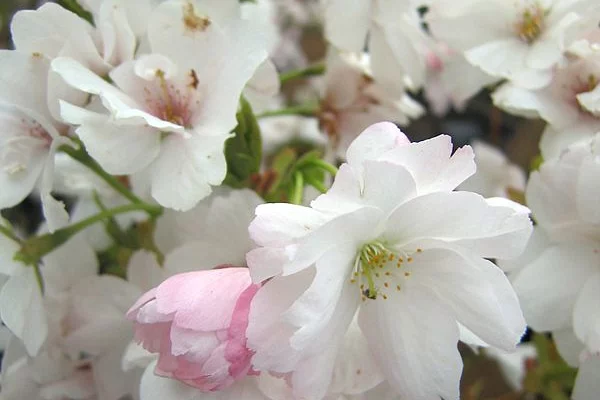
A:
[223,97,262,188]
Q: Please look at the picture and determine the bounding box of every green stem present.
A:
[256,104,320,119]
[299,159,338,177]
[290,172,304,205]
[33,263,45,294]
[66,203,161,235]
[280,63,326,85]
[305,175,328,194]
[60,144,148,207]
[16,202,162,265]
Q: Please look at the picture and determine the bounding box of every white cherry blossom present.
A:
[322,0,431,91]
[318,51,423,159]
[427,0,599,89]
[246,122,532,400]
[511,133,600,361]
[493,40,600,159]
[51,0,268,210]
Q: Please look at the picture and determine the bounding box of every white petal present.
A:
[573,272,600,353]
[283,206,382,276]
[553,328,585,367]
[0,51,54,126]
[149,133,229,211]
[465,39,528,81]
[284,243,359,353]
[164,241,237,274]
[379,135,476,194]
[360,161,417,215]
[345,122,409,169]
[384,191,532,259]
[148,2,268,132]
[42,234,97,294]
[127,250,165,292]
[248,203,328,248]
[323,0,371,52]
[247,268,315,373]
[412,248,525,351]
[573,355,600,400]
[11,3,93,58]
[358,287,462,400]
[329,317,384,395]
[290,345,339,400]
[0,145,46,210]
[92,348,134,400]
[512,244,599,332]
[60,103,161,175]
[122,340,157,372]
[245,59,280,98]
[310,164,364,214]
[576,155,600,225]
[0,270,47,356]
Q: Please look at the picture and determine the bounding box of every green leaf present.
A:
[223,97,262,188]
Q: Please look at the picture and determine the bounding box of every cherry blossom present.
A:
[427,0,598,89]
[128,267,260,392]
[493,40,600,159]
[318,52,423,158]
[246,122,532,399]
[511,133,600,361]
[51,0,268,210]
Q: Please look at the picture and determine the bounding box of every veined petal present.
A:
[248,203,328,248]
[345,122,409,170]
[414,248,525,351]
[379,135,475,194]
[283,206,382,276]
[149,133,229,211]
[60,102,161,175]
[384,191,532,259]
[284,243,359,353]
[358,287,462,400]
[247,268,315,373]
[329,317,384,396]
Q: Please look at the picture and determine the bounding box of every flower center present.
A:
[351,241,422,301]
[144,69,200,129]
[515,3,546,44]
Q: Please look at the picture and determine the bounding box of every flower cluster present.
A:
[0,0,598,399]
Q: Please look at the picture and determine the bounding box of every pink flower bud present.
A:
[126,267,259,391]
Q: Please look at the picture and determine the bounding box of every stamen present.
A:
[516,3,546,44]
